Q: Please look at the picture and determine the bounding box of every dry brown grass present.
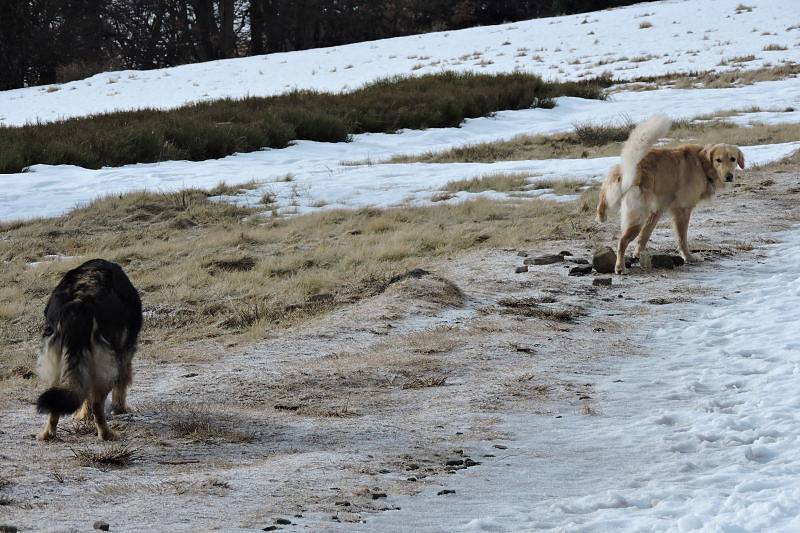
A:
[386,118,800,165]
[622,63,800,90]
[166,404,255,443]
[0,188,594,373]
[72,444,139,470]
[443,173,529,193]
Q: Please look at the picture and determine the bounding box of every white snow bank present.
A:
[364,226,800,532]
[1,0,798,125]
[3,76,799,222]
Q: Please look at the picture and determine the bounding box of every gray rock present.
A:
[559,250,573,257]
[0,526,18,533]
[569,265,593,276]
[372,492,388,500]
[525,254,565,265]
[567,258,590,265]
[276,518,292,525]
[517,251,529,257]
[593,277,613,287]
[592,247,617,274]
[515,265,529,274]
[93,522,110,532]
[445,459,464,466]
[437,490,456,496]
[641,252,685,269]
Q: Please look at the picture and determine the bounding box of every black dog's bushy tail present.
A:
[36,303,92,415]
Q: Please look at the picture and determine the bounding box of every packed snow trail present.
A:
[364,228,800,532]
[0,0,797,125]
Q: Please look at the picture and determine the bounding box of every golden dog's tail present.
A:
[596,165,621,222]
[620,114,671,195]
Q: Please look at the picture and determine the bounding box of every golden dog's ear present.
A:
[736,148,745,169]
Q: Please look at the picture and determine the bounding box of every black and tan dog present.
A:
[36,259,142,441]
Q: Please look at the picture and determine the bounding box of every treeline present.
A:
[0,1,651,90]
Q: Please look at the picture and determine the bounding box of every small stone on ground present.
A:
[592,247,617,274]
[569,265,593,276]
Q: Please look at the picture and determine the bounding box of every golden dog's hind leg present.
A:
[37,412,60,441]
[616,223,642,274]
[671,207,696,262]
[635,211,662,258]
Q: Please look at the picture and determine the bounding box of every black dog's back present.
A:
[37,259,142,419]
[45,259,142,354]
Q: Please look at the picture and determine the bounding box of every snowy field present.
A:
[3,77,800,222]
[365,227,800,532]
[0,0,798,126]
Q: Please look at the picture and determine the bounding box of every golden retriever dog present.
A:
[596,115,744,274]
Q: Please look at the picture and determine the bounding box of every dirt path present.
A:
[2,159,799,532]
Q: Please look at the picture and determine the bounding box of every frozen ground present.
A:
[366,228,800,532]
[3,140,800,533]
[0,0,797,126]
[3,77,800,222]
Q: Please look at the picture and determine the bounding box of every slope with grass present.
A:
[3,75,800,222]
[0,72,607,173]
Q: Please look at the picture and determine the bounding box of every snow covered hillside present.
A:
[2,77,800,222]
[0,0,798,126]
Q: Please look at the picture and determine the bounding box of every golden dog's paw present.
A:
[682,253,699,263]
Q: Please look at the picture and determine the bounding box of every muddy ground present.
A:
[1,159,799,532]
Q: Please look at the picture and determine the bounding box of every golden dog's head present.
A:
[702,144,745,184]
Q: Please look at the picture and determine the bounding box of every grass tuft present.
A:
[572,117,634,146]
[72,444,139,469]
[167,405,256,443]
[444,173,529,193]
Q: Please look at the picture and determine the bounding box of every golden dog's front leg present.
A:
[671,207,697,262]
